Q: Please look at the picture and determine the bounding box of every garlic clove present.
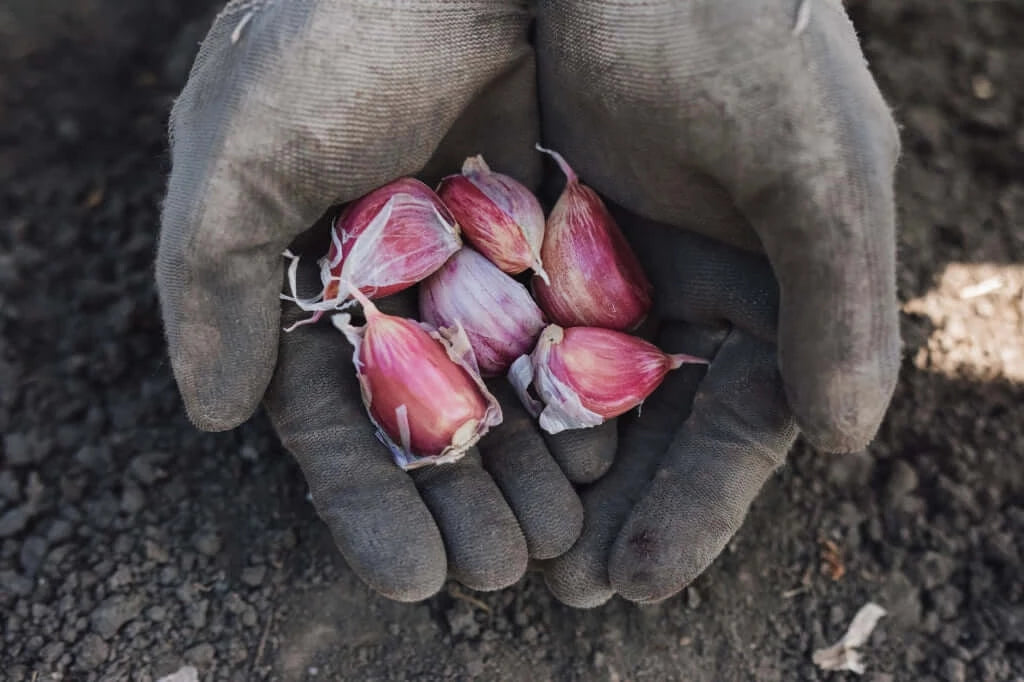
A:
[419,247,547,377]
[437,155,548,282]
[282,177,461,330]
[334,286,502,469]
[531,145,653,332]
[509,324,706,434]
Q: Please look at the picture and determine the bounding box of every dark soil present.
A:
[2,1,1022,680]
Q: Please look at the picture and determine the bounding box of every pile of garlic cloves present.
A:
[283,145,707,470]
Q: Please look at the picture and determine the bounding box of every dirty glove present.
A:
[536,0,901,606]
[155,1,617,601]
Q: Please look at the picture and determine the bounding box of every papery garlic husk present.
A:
[531,146,653,332]
[436,155,549,282]
[333,287,502,470]
[508,324,707,435]
[281,177,461,330]
[419,247,546,377]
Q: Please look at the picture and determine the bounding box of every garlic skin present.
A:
[282,177,461,330]
[419,247,546,377]
[437,155,548,282]
[509,324,706,435]
[333,287,502,470]
[531,146,653,332]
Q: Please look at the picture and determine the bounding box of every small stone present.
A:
[113,533,134,556]
[160,565,179,585]
[827,451,875,488]
[129,452,169,486]
[185,643,216,666]
[47,519,73,543]
[22,472,42,507]
[74,444,113,472]
[0,469,19,502]
[0,506,31,538]
[942,658,967,682]
[26,634,45,653]
[995,605,1024,641]
[107,565,133,590]
[686,587,702,609]
[921,611,941,634]
[885,461,919,502]
[930,585,964,620]
[446,605,480,639]
[240,565,265,587]
[983,531,1018,565]
[120,486,145,514]
[4,432,34,466]
[915,552,956,590]
[193,531,221,557]
[60,474,87,503]
[881,571,922,628]
[464,659,485,678]
[147,605,167,622]
[0,570,34,596]
[189,599,209,629]
[19,535,47,575]
[41,641,65,664]
[145,540,170,563]
[91,594,145,639]
[56,116,81,140]
[224,592,247,615]
[84,493,119,530]
[75,633,109,671]
[971,74,995,100]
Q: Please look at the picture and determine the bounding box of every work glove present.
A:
[536,0,900,606]
[156,1,616,601]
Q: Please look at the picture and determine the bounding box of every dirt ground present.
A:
[1,1,1022,680]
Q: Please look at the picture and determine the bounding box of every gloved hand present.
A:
[535,0,900,606]
[155,1,618,601]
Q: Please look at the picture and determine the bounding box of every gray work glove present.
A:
[535,0,900,606]
[156,1,616,601]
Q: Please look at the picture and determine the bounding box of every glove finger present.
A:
[158,0,536,431]
[264,267,446,602]
[477,382,584,560]
[538,0,900,452]
[542,323,724,608]
[609,330,798,604]
[410,450,529,592]
[542,420,617,484]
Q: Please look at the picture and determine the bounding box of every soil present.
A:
[1,1,1022,680]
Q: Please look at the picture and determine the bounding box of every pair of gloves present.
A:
[156,0,900,607]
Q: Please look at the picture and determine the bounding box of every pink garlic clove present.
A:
[419,247,547,377]
[437,155,549,282]
[333,287,502,470]
[282,177,461,330]
[508,324,706,435]
[531,145,653,332]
